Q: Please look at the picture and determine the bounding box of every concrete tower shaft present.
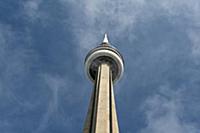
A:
[83,63,119,133]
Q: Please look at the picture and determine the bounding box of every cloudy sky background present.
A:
[0,0,200,133]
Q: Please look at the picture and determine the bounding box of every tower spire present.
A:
[102,33,109,45]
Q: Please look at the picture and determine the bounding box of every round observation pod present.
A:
[84,34,124,83]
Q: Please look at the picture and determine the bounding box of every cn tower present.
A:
[83,34,124,133]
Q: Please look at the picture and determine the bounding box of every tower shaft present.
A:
[84,63,119,133]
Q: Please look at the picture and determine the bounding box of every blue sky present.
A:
[0,0,200,133]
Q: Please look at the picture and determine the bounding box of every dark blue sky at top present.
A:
[0,0,200,133]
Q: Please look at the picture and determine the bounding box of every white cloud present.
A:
[33,74,73,133]
[23,0,40,17]
[59,0,146,51]
[0,22,41,108]
[158,0,200,25]
[140,86,199,133]
[188,30,200,63]
[57,0,200,56]
[23,0,46,22]
[0,24,25,87]
[42,74,68,110]
[0,22,44,132]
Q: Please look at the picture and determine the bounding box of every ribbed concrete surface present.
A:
[83,63,119,133]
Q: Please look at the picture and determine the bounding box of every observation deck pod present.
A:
[84,34,124,83]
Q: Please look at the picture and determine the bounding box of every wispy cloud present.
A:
[23,0,43,21]
[0,22,41,131]
[34,74,79,133]
[0,23,37,99]
[34,74,65,133]
[188,30,200,64]
[140,86,199,133]
[1,0,200,132]
[58,0,200,51]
